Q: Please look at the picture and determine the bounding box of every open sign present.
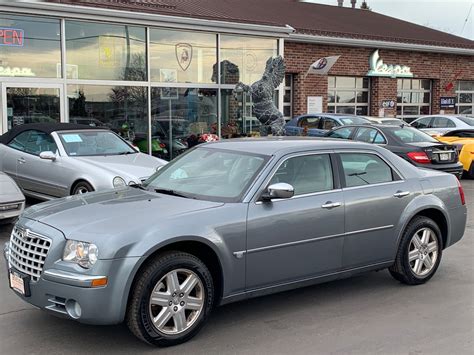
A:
[0,28,24,47]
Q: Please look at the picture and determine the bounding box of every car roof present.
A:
[202,137,380,155]
[0,123,106,144]
[296,113,357,119]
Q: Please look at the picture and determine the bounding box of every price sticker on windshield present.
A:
[62,134,83,143]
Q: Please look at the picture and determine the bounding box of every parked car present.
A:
[435,129,474,178]
[3,138,467,346]
[410,115,474,135]
[284,114,370,136]
[364,117,407,125]
[0,172,25,224]
[325,124,464,178]
[0,123,167,200]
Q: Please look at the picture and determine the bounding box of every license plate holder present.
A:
[8,268,31,297]
[439,153,450,161]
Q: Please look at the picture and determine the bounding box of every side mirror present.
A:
[261,183,295,201]
[39,151,56,161]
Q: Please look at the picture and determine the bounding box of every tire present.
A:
[389,216,443,285]
[126,251,214,347]
[71,181,94,195]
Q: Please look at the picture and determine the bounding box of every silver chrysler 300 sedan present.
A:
[0,123,167,199]
[3,138,467,346]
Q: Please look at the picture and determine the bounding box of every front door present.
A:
[246,152,345,290]
[1,84,64,134]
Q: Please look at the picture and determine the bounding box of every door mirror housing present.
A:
[39,151,57,161]
[261,183,295,201]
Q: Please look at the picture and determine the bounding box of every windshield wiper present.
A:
[348,172,369,184]
[117,151,136,155]
[154,188,193,199]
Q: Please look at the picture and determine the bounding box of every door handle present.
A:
[322,202,342,209]
[17,157,26,164]
[393,191,410,198]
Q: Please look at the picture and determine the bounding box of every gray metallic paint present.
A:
[3,138,467,325]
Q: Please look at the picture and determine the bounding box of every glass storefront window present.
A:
[150,29,216,84]
[67,84,148,146]
[220,35,278,85]
[456,81,474,115]
[6,87,60,129]
[151,87,217,160]
[0,15,61,78]
[328,76,369,114]
[397,79,431,119]
[66,21,146,81]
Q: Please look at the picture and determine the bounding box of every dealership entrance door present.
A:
[1,83,65,134]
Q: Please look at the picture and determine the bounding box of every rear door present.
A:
[337,151,415,269]
[245,152,345,289]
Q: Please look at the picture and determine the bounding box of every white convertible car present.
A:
[0,172,25,223]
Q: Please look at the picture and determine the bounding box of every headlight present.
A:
[113,176,126,187]
[63,240,99,269]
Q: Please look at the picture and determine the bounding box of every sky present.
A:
[305,0,473,40]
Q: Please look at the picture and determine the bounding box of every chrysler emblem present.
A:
[17,228,29,240]
[176,43,193,71]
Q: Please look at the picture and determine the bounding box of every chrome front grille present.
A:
[9,227,51,282]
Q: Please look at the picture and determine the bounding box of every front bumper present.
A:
[0,200,25,221]
[3,242,141,325]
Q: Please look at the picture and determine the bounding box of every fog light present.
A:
[65,299,82,319]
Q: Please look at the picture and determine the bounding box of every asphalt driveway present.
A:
[0,181,473,355]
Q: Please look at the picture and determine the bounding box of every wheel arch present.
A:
[70,178,95,195]
[121,237,225,322]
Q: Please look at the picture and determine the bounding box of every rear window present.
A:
[457,116,474,126]
[389,127,439,143]
[339,117,370,125]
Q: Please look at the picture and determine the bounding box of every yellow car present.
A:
[436,129,474,178]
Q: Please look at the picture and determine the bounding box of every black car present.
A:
[325,124,464,178]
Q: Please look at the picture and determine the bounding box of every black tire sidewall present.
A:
[399,217,443,283]
[72,181,93,195]
[133,253,214,346]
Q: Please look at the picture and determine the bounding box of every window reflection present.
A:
[150,29,216,83]
[67,85,149,151]
[152,88,217,160]
[220,35,278,84]
[0,15,61,78]
[66,21,146,80]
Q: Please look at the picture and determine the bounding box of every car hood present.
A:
[73,153,166,180]
[22,187,223,237]
[0,173,24,202]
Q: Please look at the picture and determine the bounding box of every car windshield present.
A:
[144,147,269,202]
[339,116,370,125]
[457,116,474,126]
[58,130,136,156]
[388,127,439,143]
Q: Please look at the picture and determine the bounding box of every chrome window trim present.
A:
[251,150,337,204]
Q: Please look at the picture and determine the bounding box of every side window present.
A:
[412,117,432,128]
[299,116,320,129]
[432,117,455,128]
[322,118,338,130]
[354,128,387,144]
[270,154,334,196]
[24,131,58,156]
[7,131,31,152]
[326,127,354,139]
[340,153,394,188]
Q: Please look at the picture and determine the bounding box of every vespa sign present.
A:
[367,50,413,78]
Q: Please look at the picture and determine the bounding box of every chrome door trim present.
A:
[234,224,394,257]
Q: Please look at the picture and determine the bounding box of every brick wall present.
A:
[284,41,474,117]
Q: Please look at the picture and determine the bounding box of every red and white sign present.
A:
[0,28,24,47]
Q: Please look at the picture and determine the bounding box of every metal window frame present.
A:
[455,81,474,114]
[396,79,432,119]
[327,76,370,115]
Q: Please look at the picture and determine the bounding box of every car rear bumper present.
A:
[3,242,139,325]
[412,162,464,178]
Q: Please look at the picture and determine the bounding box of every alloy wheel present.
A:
[148,268,204,335]
[408,227,439,277]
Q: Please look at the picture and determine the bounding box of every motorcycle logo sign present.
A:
[176,43,193,71]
